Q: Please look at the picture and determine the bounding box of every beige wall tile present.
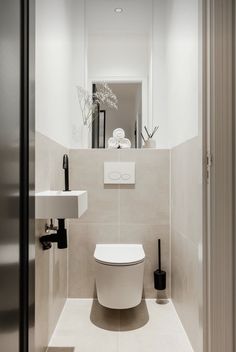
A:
[36,132,68,192]
[68,222,120,298]
[68,149,170,299]
[69,149,120,223]
[119,224,170,298]
[35,220,68,352]
[35,133,51,192]
[35,133,68,352]
[171,137,202,246]
[35,134,202,352]
[48,238,68,338]
[35,220,50,352]
[119,150,170,225]
[171,230,203,352]
[171,137,203,352]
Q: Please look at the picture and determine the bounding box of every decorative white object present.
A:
[141,125,159,149]
[119,138,131,149]
[108,128,131,149]
[104,162,135,184]
[113,128,125,139]
[36,190,88,219]
[143,138,156,148]
[107,137,119,149]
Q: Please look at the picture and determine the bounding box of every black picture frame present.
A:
[98,110,106,148]
[92,84,106,149]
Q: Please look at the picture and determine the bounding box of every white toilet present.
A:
[94,244,145,309]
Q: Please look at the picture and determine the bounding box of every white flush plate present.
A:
[104,162,135,184]
[36,190,88,219]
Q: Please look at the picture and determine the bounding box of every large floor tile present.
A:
[47,348,75,352]
[49,299,193,352]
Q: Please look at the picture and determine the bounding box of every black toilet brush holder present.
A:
[154,239,166,291]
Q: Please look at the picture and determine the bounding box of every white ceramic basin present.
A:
[36,190,88,219]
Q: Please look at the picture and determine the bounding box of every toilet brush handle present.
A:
[158,239,161,272]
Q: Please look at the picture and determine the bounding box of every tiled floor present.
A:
[49,299,194,352]
[47,349,75,352]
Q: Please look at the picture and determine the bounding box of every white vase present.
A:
[143,138,156,149]
[82,124,91,148]
[72,123,90,148]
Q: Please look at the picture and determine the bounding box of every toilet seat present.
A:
[94,244,145,266]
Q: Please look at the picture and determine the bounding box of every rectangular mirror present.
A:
[91,82,143,149]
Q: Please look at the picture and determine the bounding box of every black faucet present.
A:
[63,154,70,191]
[40,219,67,250]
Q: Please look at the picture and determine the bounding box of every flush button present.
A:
[104,162,135,184]
[109,172,121,180]
[121,174,131,180]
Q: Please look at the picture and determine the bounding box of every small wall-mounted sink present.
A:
[36,190,88,219]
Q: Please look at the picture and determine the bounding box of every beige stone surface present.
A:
[70,149,120,223]
[47,348,75,352]
[35,132,68,352]
[68,149,170,299]
[36,132,67,192]
[35,134,203,352]
[68,223,119,298]
[49,299,194,352]
[171,137,203,352]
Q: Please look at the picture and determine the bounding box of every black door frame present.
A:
[20,1,35,351]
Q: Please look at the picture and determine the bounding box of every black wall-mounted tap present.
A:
[63,154,70,191]
[40,219,67,250]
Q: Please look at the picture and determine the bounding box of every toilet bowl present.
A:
[94,244,145,309]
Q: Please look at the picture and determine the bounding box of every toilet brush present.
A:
[154,239,166,290]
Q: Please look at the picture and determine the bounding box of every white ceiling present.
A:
[86,0,153,35]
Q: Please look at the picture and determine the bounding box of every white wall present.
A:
[152,0,199,148]
[152,2,169,148]
[88,0,199,149]
[36,0,85,149]
[36,0,199,150]
[88,33,149,79]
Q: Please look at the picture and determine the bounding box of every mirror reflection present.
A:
[91,82,142,149]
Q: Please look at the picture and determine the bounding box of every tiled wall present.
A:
[171,137,203,352]
[68,149,170,299]
[35,133,68,352]
[35,132,203,351]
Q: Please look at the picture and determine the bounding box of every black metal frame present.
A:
[92,84,96,148]
[20,1,35,351]
[92,84,107,149]
[92,83,101,149]
[98,110,106,148]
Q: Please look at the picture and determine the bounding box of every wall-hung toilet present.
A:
[94,244,145,309]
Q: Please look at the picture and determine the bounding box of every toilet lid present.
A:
[94,244,145,266]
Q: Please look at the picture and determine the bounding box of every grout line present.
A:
[169,149,172,298]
